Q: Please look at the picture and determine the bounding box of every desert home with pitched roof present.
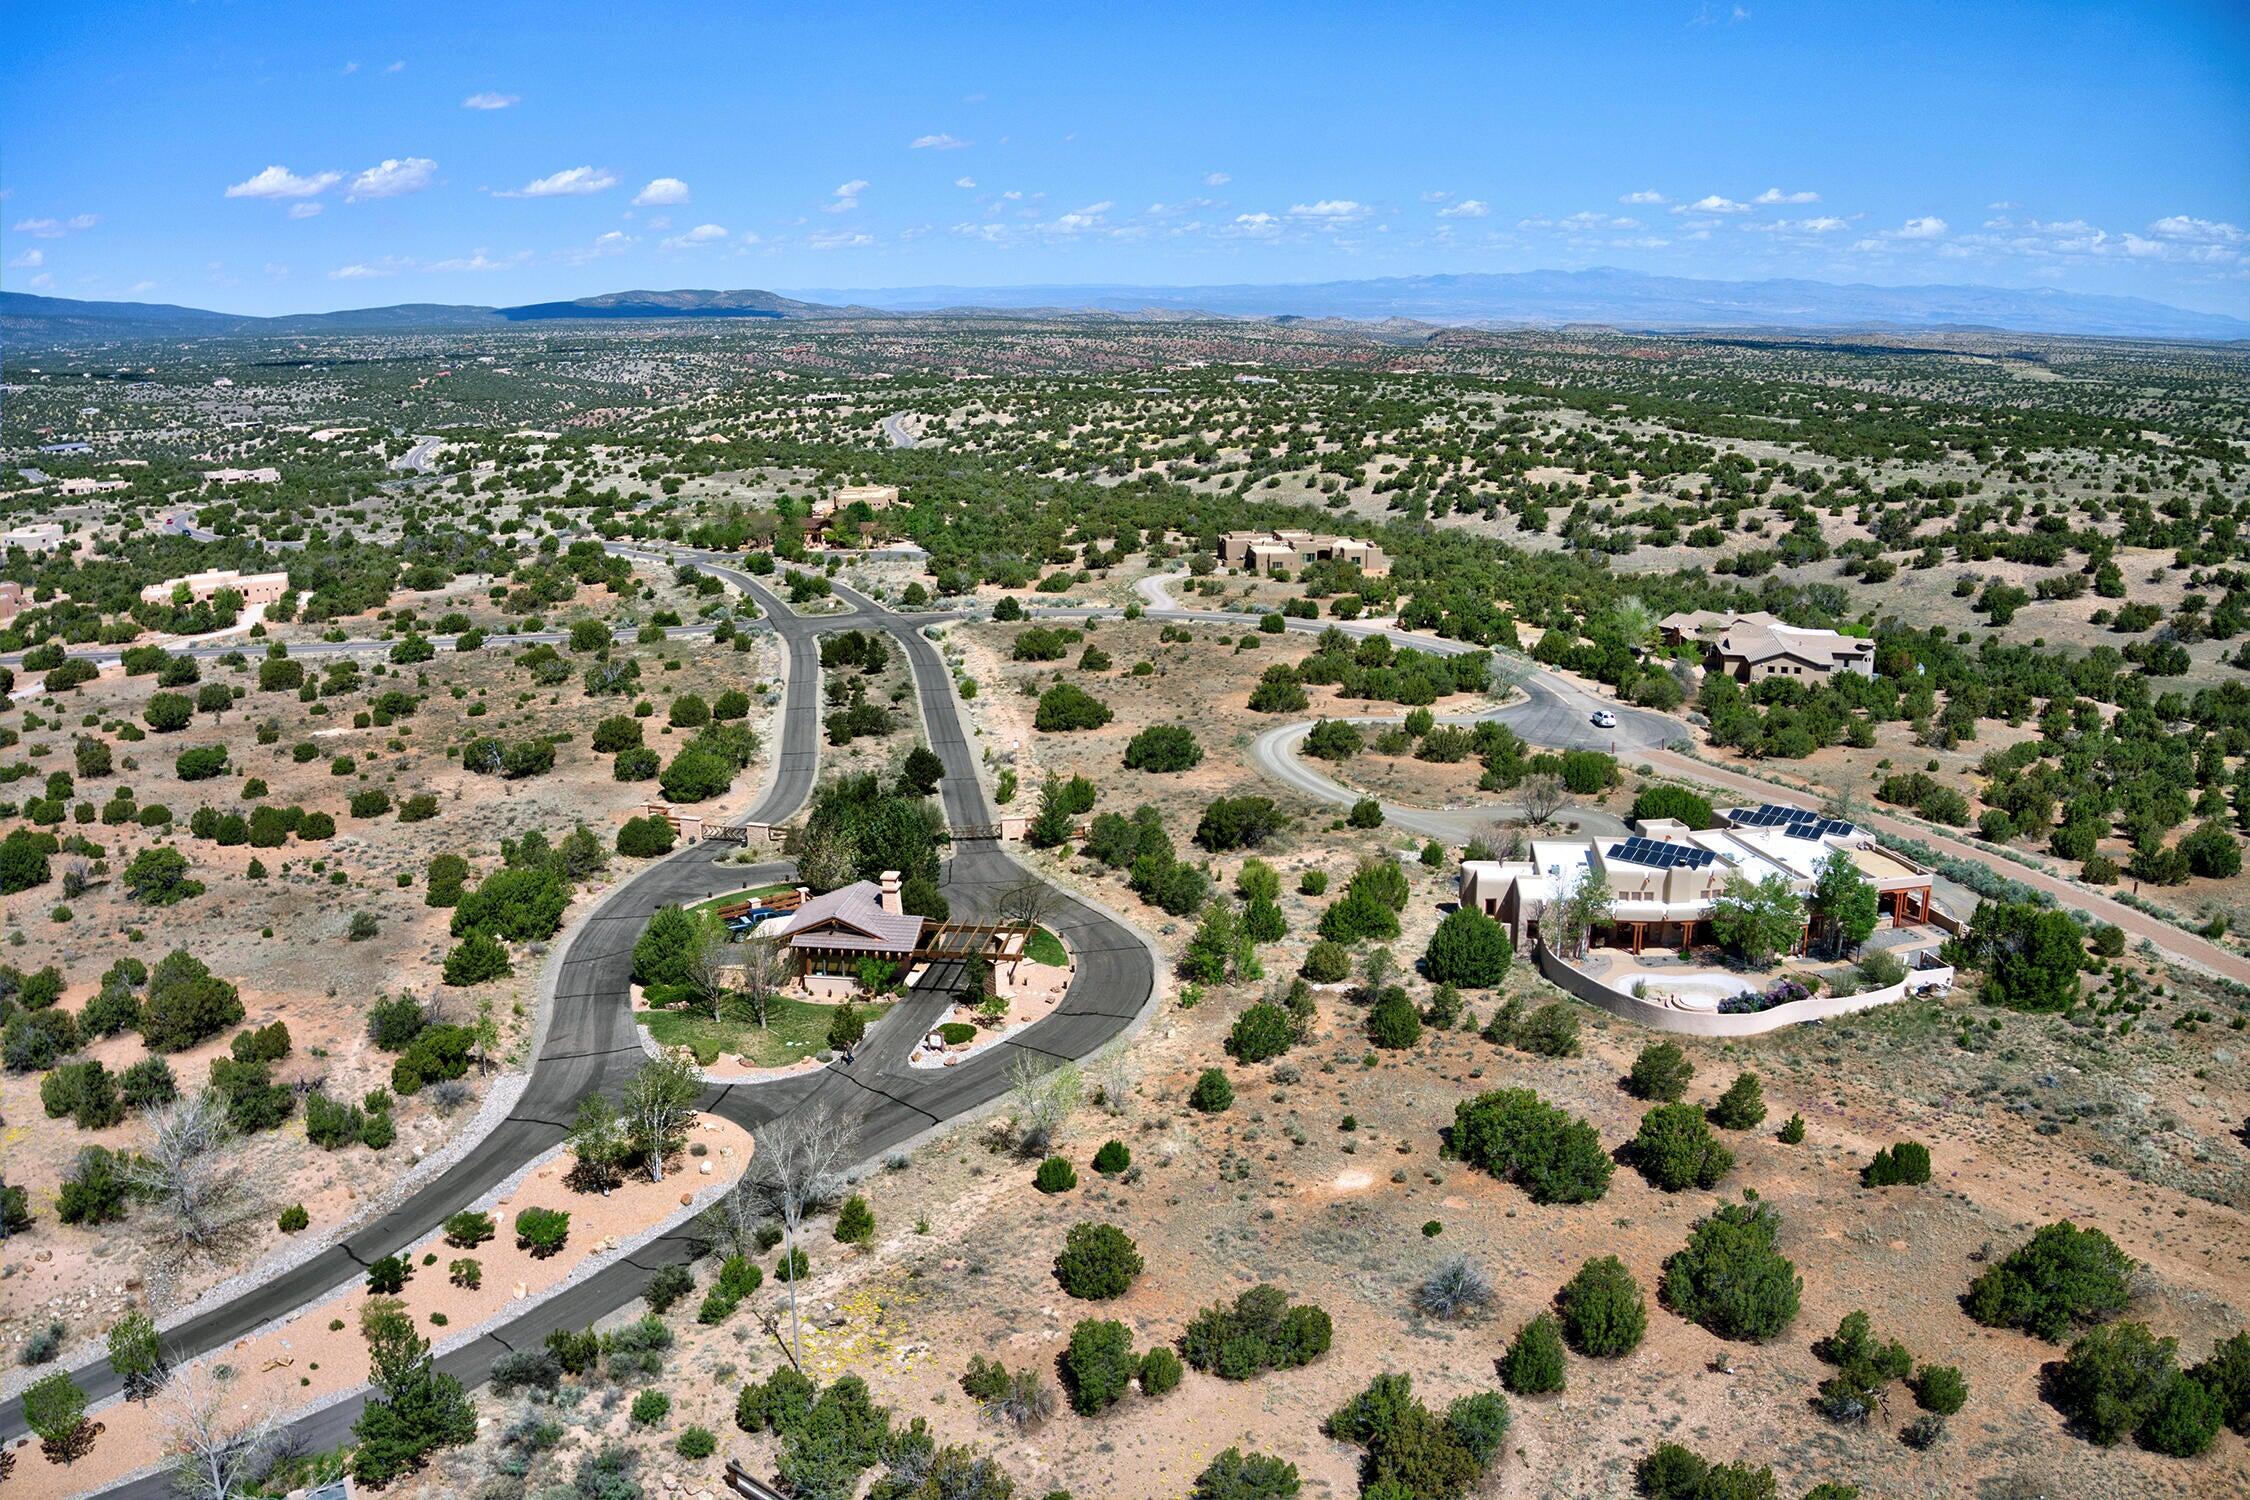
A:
[1659,610,1874,683]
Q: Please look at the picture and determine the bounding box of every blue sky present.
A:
[4,1,2245,316]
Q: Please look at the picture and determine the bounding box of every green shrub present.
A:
[278,1203,309,1232]
[1450,1088,1612,1204]
[676,1425,718,1459]
[1062,1318,1137,1414]
[1862,1141,1933,1187]
[1139,1345,1184,1397]
[1913,1363,1968,1416]
[630,1388,672,1426]
[1660,1202,1802,1343]
[644,1263,696,1313]
[1054,1222,1143,1300]
[2052,1322,2192,1448]
[1626,1041,1694,1102]
[445,1210,495,1248]
[1501,1313,1566,1395]
[1631,1103,1735,1192]
[1422,906,1513,987]
[1181,1284,1333,1380]
[1035,1156,1079,1194]
[1226,1003,1296,1063]
[1558,1256,1647,1357]
[1190,1447,1300,1500]
[1707,1071,1766,1129]
[514,1206,571,1258]
[1190,1067,1235,1113]
[1963,1221,2133,1342]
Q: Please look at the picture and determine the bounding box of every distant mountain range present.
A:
[781,269,2250,341]
[3,269,2244,342]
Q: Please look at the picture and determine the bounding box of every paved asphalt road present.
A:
[51,566,1155,1499]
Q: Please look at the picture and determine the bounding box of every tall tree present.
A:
[752,1104,860,1370]
[1809,849,1879,958]
[622,1049,702,1181]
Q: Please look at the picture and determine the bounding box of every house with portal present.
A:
[1456,803,1936,955]
[753,871,927,996]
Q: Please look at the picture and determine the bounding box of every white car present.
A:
[1589,709,1618,729]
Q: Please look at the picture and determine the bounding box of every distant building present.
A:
[57,477,127,497]
[36,442,91,455]
[1218,528,1390,578]
[139,569,291,607]
[202,466,281,485]
[1458,803,1935,954]
[0,582,24,623]
[1660,610,1873,683]
[0,523,67,554]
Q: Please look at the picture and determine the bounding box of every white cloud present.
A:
[2150,214,2245,245]
[348,157,437,201]
[1852,215,1951,252]
[128,279,155,294]
[806,230,873,249]
[1231,211,1281,237]
[1437,199,1489,219]
[1620,189,1667,205]
[330,262,395,279]
[289,202,324,220]
[826,179,869,213]
[1289,199,1366,220]
[910,133,969,150]
[560,230,636,264]
[1753,187,1819,205]
[1204,171,1231,187]
[633,177,691,206]
[26,272,53,289]
[503,166,617,197]
[7,248,42,269]
[462,91,518,110]
[385,60,404,73]
[225,165,341,199]
[738,230,762,246]
[954,176,977,189]
[1776,215,1847,233]
[428,249,530,272]
[661,223,730,249]
[1679,194,1751,214]
[1050,201,1112,233]
[11,214,98,238]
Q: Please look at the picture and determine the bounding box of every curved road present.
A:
[42,569,1156,1498]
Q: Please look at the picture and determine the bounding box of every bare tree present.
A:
[1518,773,1570,828]
[621,1050,702,1182]
[160,1365,286,1499]
[990,874,1061,933]
[1005,1054,1080,1157]
[128,1091,264,1258]
[751,1104,860,1370]
[725,936,784,1029]
[1085,1044,1135,1117]
[684,934,736,1021]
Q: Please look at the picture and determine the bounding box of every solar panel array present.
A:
[1606,837,1718,871]
[1732,803,1855,841]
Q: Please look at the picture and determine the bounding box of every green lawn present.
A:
[1026,925,1068,967]
[641,995,892,1068]
[690,882,797,921]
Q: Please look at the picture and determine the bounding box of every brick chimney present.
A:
[878,870,902,914]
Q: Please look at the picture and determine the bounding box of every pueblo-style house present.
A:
[1458,803,1937,957]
